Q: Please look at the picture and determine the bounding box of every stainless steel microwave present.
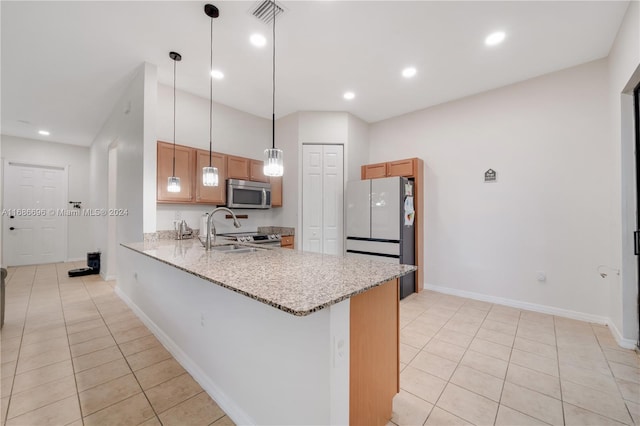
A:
[226,179,271,209]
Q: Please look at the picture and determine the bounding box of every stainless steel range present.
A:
[218,232,281,247]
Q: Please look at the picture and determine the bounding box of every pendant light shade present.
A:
[168,51,182,193]
[263,0,283,177]
[264,148,283,177]
[167,176,181,193]
[203,4,220,187]
[202,166,219,186]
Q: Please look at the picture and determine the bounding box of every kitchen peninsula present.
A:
[118,239,416,425]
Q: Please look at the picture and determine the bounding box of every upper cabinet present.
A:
[227,155,250,180]
[270,176,282,207]
[157,141,284,207]
[387,159,416,177]
[195,150,226,205]
[361,162,388,179]
[249,160,269,183]
[157,141,195,203]
[361,158,417,179]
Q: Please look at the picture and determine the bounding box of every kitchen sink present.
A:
[210,244,264,254]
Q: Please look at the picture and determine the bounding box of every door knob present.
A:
[9,227,15,231]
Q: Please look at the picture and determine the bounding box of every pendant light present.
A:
[263,0,283,177]
[202,4,220,187]
[167,51,182,193]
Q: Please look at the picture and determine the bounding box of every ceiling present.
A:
[1,1,630,147]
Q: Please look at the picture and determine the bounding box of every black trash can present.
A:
[1,268,7,329]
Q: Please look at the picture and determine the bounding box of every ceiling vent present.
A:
[250,0,285,25]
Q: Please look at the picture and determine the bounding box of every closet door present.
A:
[302,144,344,255]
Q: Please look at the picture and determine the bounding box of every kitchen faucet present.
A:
[203,207,241,250]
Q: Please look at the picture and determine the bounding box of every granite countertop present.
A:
[122,239,416,317]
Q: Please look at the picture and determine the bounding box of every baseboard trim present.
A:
[66,257,85,262]
[114,287,255,426]
[605,319,638,350]
[424,283,636,349]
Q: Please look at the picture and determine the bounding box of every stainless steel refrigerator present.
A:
[346,176,416,299]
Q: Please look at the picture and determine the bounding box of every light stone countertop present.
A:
[122,239,416,316]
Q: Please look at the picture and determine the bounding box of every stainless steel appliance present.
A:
[346,176,416,299]
[226,179,271,209]
[218,232,282,247]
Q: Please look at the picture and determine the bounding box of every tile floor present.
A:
[1,263,234,426]
[393,290,640,426]
[1,263,638,425]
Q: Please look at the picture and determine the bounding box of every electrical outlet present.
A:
[174,210,182,220]
[200,313,205,327]
[536,271,547,282]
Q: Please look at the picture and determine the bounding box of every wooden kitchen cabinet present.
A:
[387,158,416,177]
[250,160,269,183]
[280,235,294,249]
[362,162,388,179]
[195,149,226,205]
[270,176,283,207]
[226,155,250,180]
[157,141,195,203]
[159,142,286,208]
[361,158,417,179]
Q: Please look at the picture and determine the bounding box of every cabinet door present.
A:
[362,162,388,179]
[387,159,415,177]
[226,155,250,180]
[157,142,194,202]
[270,176,283,207]
[250,160,269,183]
[280,235,294,249]
[195,149,226,204]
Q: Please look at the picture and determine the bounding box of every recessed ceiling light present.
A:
[250,34,267,47]
[343,91,355,100]
[485,31,506,46]
[211,69,224,80]
[38,130,50,136]
[402,67,417,78]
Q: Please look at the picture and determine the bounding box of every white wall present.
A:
[90,63,156,279]
[347,114,369,183]
[369,59,614,323]
[1,135,92,261]
[155,84,280,232]
[608,0,640,343]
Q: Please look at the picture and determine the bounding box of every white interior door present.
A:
[3,162,67,266]
[302,144,344,255]
[321,146,344,255]
[302,145,323,253]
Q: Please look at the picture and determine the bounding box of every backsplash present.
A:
[156,204,280,235]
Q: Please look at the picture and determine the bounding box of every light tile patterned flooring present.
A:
[1,263,234,426]
[394,290,640,426]
[1,263,639,425]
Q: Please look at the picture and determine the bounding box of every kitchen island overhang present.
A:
[118,239,416,425]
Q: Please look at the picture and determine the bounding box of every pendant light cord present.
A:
[172,57,177,176]
[271,0,276,150]
[209,15,213,167]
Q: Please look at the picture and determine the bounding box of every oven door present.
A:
[227,179,271,209]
